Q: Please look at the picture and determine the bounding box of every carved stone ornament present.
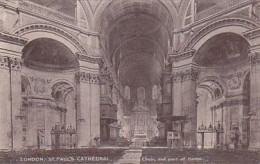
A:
[173,67,199,82]
[76,72,100,84]
[221,71,247,91]
[0,56,22,70]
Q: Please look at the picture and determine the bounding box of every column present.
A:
[249,51,260,150]
[172,66,198,148]
[75,72,91,148]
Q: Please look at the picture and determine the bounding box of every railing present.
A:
[195,0,248,21]
[18,1,76,25]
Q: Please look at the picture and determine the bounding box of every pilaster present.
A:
[172,65,199,148]
[248,49,260,150]
[75,71,100,148]
[0,32,26,150]
[0,56,23,150]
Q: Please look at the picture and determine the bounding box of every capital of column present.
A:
[0,56,22,70]
[172,67,199,82]
[75,72,100,84]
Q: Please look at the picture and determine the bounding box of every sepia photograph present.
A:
[0,0,260,163]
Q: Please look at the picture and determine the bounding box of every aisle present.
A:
[115,149,142,164]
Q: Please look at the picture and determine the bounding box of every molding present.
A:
[23,97,67,112]
[244,27,260,39]
[14,24,90,56]
[0,31,28,46]
[212,98,249,110]
[76,53,102,64]
[169,49,195,62]
[181,17,258,52]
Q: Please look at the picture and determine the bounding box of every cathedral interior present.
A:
[0,0,260,151]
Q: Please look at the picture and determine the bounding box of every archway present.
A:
[21,38,79,149]
[97,0,175,144]
[194,32,251,149]
[197,79,224,149]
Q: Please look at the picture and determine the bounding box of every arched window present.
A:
[21,76,31,95]
[125,86,130,100]
[152,85,158,99]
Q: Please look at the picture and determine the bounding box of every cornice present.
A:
[169,49,195,62]
[0,31,28,46]
[211,98,249,110]
[76,53,102,64]
[244,27,260,39]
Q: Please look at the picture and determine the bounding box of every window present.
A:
[125,86,130,100]
[152,85,158,99]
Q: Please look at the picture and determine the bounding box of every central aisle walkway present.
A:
[116,149,142,164]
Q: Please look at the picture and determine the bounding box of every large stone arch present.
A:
[92,0,179,32]
[13,23,91,58]
[197,76,228,97]
[181,17,258,53]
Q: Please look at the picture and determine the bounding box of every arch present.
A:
[22,38,80,71]
[93,0,179,32]
[21,75,31,95]
[13,23,91,57]
[181,17,258,53]
[197,76,228,97]
[78,1,93,29]
[179,0,191,24]
[48,79,76,95]
[50,81,75,102]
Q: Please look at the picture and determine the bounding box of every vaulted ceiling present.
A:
[29,0,76,17]
[99,0,174,93]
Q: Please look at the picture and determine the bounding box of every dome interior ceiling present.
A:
[22,38,79,70]
[100,0,173,90]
